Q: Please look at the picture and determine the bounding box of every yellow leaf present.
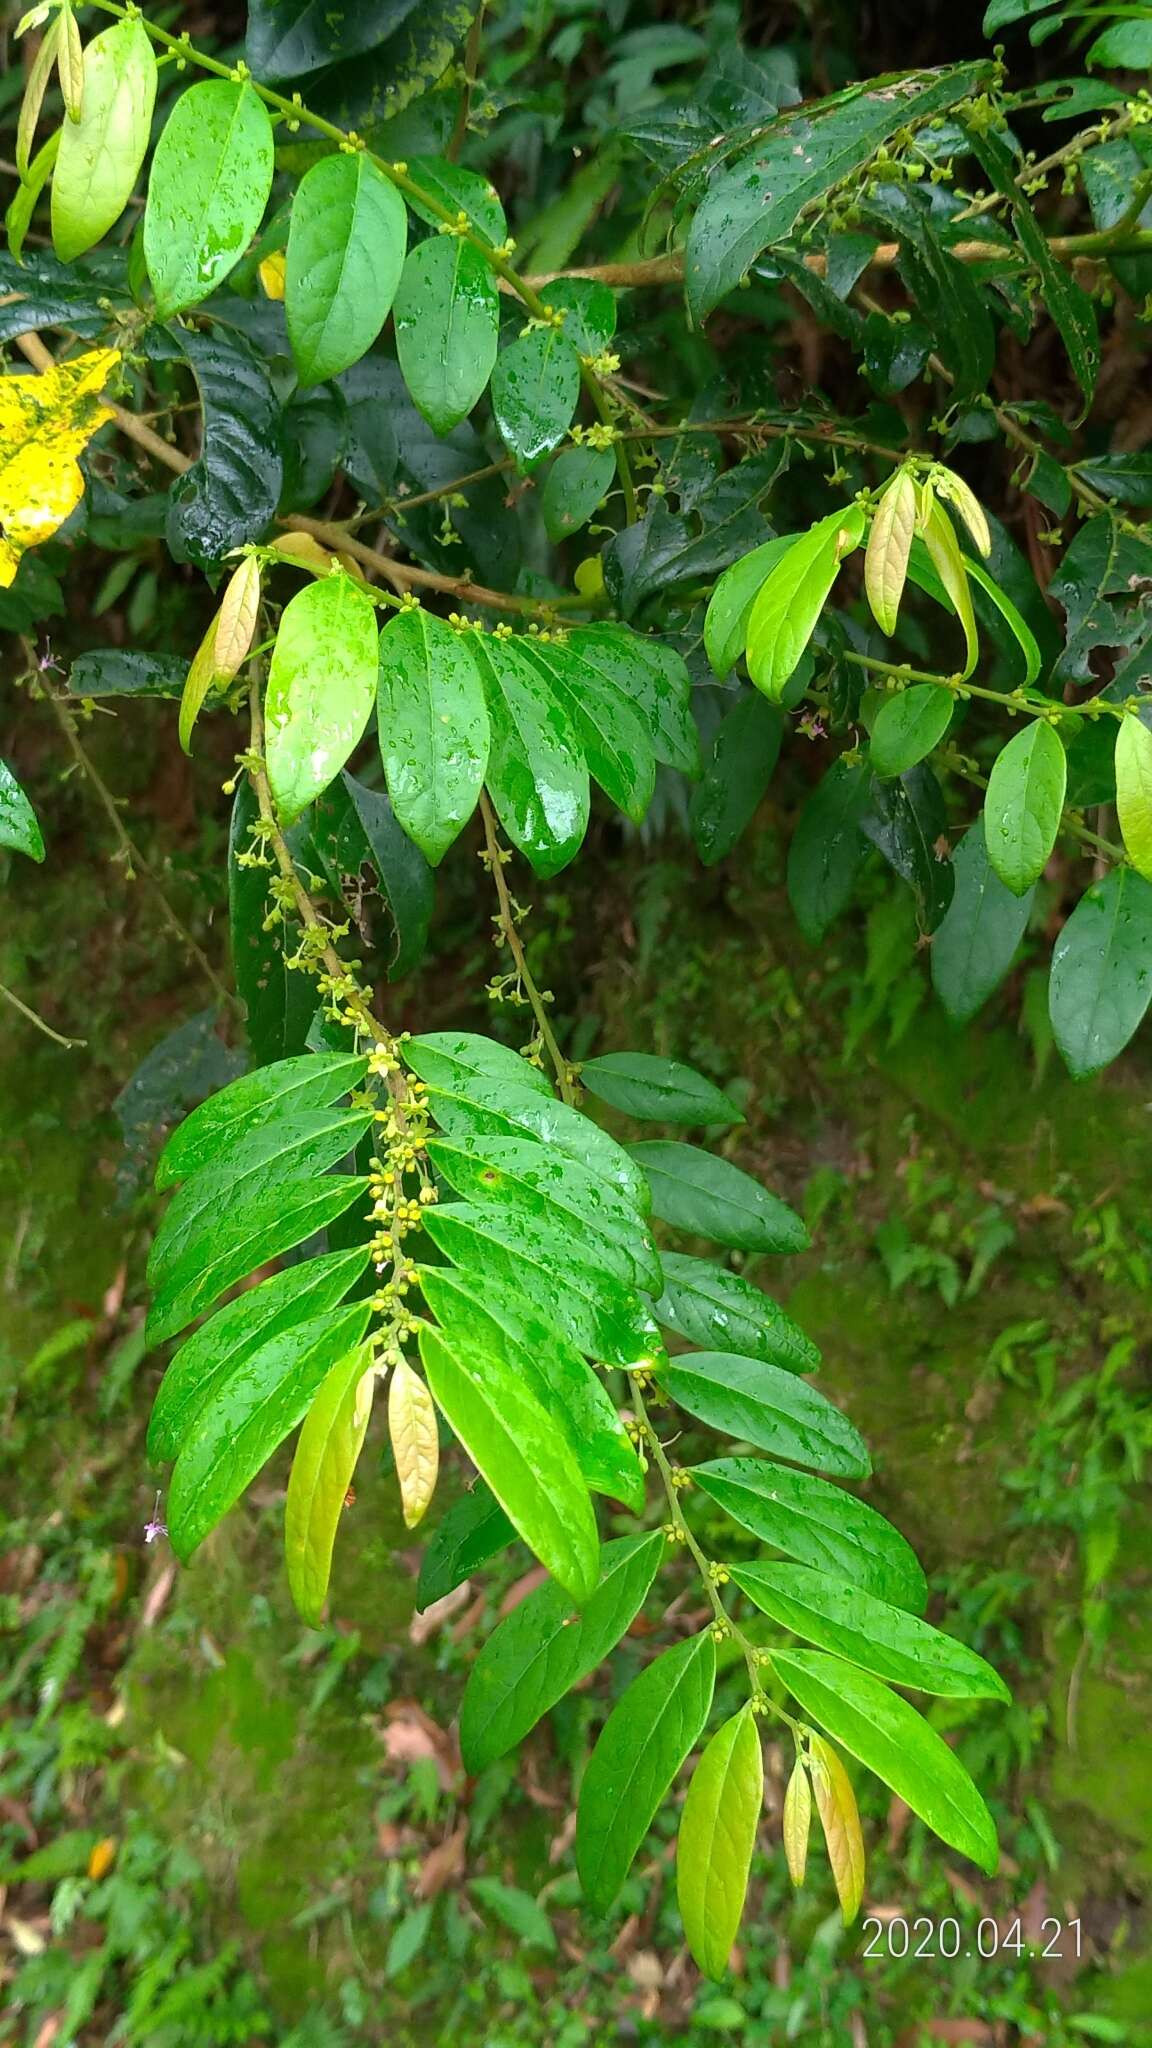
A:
[178,611,226,755]
[0,347,117,587]
[864,470,916,636]
[389,1357,439,1529]
[808,1732,866,1925]
[57,2,84,120]
[214,555,262,680]
[258,249,287,300]
[87,1835,117,1880]
[782,1754,811,1887]
[266,530,340,574]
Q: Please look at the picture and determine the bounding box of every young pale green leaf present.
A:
[265,573,379,825]
[418,1323,599,1604]
[983,719,1067,897]
[285,1340,376,1625]
[416,1482,514,1610]
[920,497,978,681]
[540,446,616,542]
[661,1355,870,1476]
[783,1756,812,1888]
[57,2,83,120]
[933,468,991,559]
[156,1051,368,1190]
[964,558,1042,688]
[704,537,800,680]
[148,1246,370,1462]
[931,824,1034,1025]
[677,1706,763,1980]
[864,471,917,635]
[628,1141,808,1254]
[576,1631,717,1912]
[518,636,655,824]
[51,17,156,263]
[1115,714,1152,879]
[690,694,783,866]
[491,326,582,471]
[746,507,865,701]
[654,1255,820,1376]
[144,81,274,318]
[694,1458,926,1611]
[460,1532,665,1773]
[393,237,499,435]
[579,1053,742,1128]
[1049,865,1152,1076]
[733,1564,1009,1698]
[772,1649,999,1874]
[426,1134,659,1292]
[403,1031,552,1099]
[177,610,226,756]
[16,16,59,179]
[0,757,45,861]
[389,1357,439,1530]
[286,153,407,385]
[469,632,589,875]
[967,124,1098,414]
[787,758,871,942]
[808,1733,865,1925]
[423,1073,650,1213]
[214,556,262,682]
[167,1300,371,1561]
[869,685,953,780]
[376,608,489,864]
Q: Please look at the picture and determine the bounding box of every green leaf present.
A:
[967,122,1098,414]
[920,498,978,681]
[1115,714,1152,880]
[787,758,871,942]
[984,719,1067,897]
[654,1254,819,1375]
[67,650,186,698]
[690,694,783,865]
[870,685,953,780]
[0,757,44,861]
[155,1050,368,1190]
[147,1246,370,1462]
[144,81,275,318]
[460,1532,665,1771]
[469,1879,555,1952]
[416,1481,514,1608]
[566,626,701,777]
[544,276,617,353]
[735,1565,1008,1698]
[694,1458,926,1612]
[491,326,582,471]
[704,537,797,680]
[931,824,1034,1024]
[628,1141,808,1253]
[404,1030,552,1098]
[677,1706,762,1980]
[426,1134,659,1291]
[404,157,506,246]
[661,1353,870,1475]
[518,636,655,824]
[771,1649,999,1872]
[165,1301,371,1560]
[686,62,991,319]
[286,153,407,386]
[864,471,917,635]
[51,17,156,263]
[147,1171,369,1345]
[580,1053,742,1128]
[576,1632,717,1912]
[311,771,434,982]
[246,0,420,79]
[306,3,479,131]
[964,557,1042,688]
[424,1074,650,1213]
[376,607,489,864]
[746,508,864,700]
[470,632,589,875]
[266,573,379,825]
[285,1338,376,1625]
[541,445,617,541]
[860,764,954,934]
[418,1323,599,1603]
[419,1264,647,1508]
[393,237,499,435]
[1049,865,1152,1077]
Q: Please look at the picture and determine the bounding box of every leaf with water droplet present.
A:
[51,16,156,262]
[0,346,116,588]
[265,572,379,824]
[144,80,274,318]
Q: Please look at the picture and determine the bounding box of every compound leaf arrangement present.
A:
[17,0,1152,1978]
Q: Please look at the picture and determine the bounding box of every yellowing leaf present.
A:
[1115,714,1152,881]
[266,530,339,574]
[214,555,262,680]
[58,3,84,121]
[865,471,916,636]
[782,1754,811,1886]
[389,1357,439,1529]
[259,249,287,300]
[16,15,59,176]
[921,495,978,681]
[285,1340,376,1628]
[677,1704,763,1979]
[934,467,991,559]
[178,612,226,756]
[86,1835,117,1880]
[808,1731,865,1925]
[0,348,118,587]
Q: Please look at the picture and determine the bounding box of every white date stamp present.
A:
[861,1915,1082,1961]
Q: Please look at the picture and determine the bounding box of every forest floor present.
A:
[2,716,1151,2046]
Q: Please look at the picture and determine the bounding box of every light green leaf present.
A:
[1049,865,1152,1076]
[870,685,953,780]
[460,1532,665,1772]
[576,1632,717,1912]
[694,1458,926,1611]
[678,1706,762,1980]
[746,508,865,701]
[921,497,978,681]
[580,1053,742,1128]
[393,236,499,435]
[541,445,616,541]
[931,824,1034,1024]
[470,631,589,875]
[144,80,275,317]
[654,1254,820,1375]
[734,1564,1008,1698]
[426,1133,660,1290]
[405,156,506,246]
[419,1323,599,1603]
[265,572,379,825]
[402,1030,552,1099]
[628,1141,808,1253]
[704,536,798,681]
[0,757,45,861]
[423,1073,650,1213]
[983,719,1067,897]
[285,1339,376,1625]
[376,607,489,864]
[286,153,407,385]
[771,1649,999,1873]
[469,1879,555,1952]
[155,1051,367,1191]
[964,557,1041,687]
[1115,714,1152,880]
[661,1354,870,1475]
[491,325,582,471]
[864,471,916,635]
[51,17,156,263]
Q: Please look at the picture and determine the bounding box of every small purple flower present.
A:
[144,1492,168,1545]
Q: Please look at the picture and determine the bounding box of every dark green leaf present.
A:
[694,1457,926,1611]
[580,1053,742,1128]
[1049,865,1152,1077]
[310,771,434,982]
[541,446,617,541]
[628,1141,808,1253]
[470,633,589,876]
[654,1254,819,1374]
[155,326,283,569]
[307,2,478,130]
[228,780,315,1067]
[966,123,1098,413]
[404,158,507,246]
[246,0,420,79]
[144,81,275,318]
[416,1481,514,1608]
[67,649,186,698]
[543,277,617,354]
[0,759,44,862]
[736,1565,1008,1697]
[860,764,954,933]
[931,824,1034,1023]
[787,758,871,942]
[661,1352,869,1475]
[690,693,782,864]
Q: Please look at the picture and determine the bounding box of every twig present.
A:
[478,791,574,1101]
[0,978,86,1048]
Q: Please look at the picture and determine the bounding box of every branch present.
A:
[0,978,86,1048]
